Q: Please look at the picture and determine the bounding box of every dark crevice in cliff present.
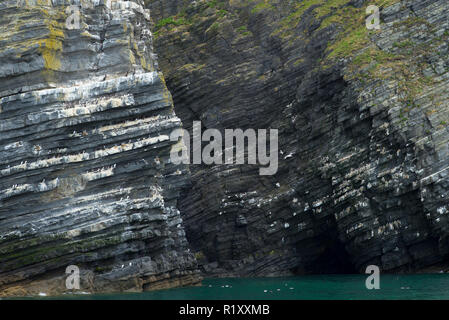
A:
[298,236,357,275]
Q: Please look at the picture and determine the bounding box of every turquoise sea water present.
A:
[30,274,449,300]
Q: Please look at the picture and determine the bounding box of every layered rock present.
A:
[0,0,200,296]
[4,0,449,297]
[148,0,449,276]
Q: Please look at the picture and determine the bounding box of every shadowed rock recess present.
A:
[148,0,449,276]
[2,0,449,297]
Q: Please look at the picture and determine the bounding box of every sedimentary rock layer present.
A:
[149,0,449,276]
[4,0,449,297]
[0,0,200,296]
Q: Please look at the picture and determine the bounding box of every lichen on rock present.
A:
[4,0,449,297]
[147,0,449,276]
[0,0,200,297]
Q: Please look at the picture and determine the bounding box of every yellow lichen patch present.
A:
[179,64,205,73]
[38,37,63,70]
[128,30,152,71]
[159,72,167,87]
[36,16,65,81]
[158,73,174,107]
[4,6,67,75]
[0,5,67,84]
[32,7,67,73]
[24,0,53,7]
[136,45,151,71]
[162,87,173,105]
[132,41,148,70]
[129,51,136,65]
[141,57,147,69]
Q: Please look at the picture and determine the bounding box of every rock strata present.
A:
[4,0,449,297]
[0,0,200,296]
[148,0,449,276]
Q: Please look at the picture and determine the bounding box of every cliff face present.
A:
[0,0,200,296]
[148,0,449,276]
[3,0,449,297]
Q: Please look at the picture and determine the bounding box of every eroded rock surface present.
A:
[0,0,200,296]
[4,0,449,297]
[148,0,449,276]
